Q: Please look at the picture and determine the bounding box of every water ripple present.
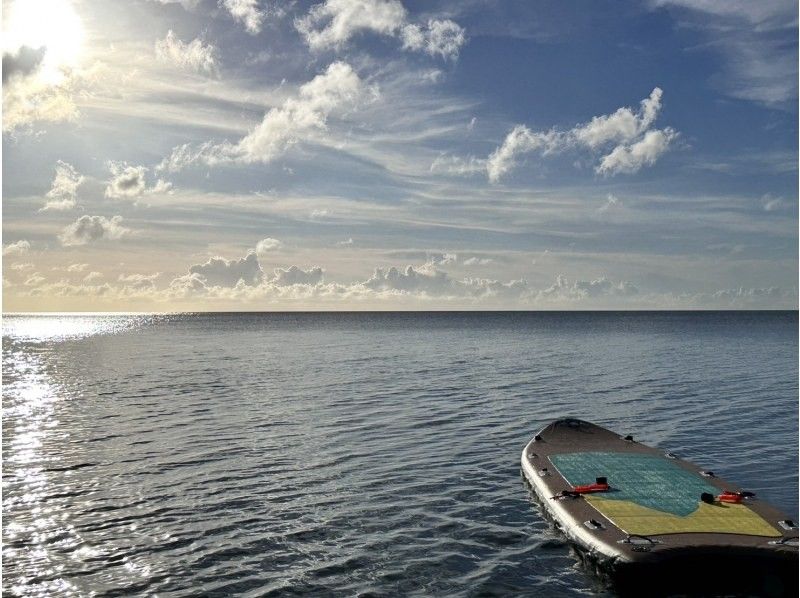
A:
[3,312,797,596]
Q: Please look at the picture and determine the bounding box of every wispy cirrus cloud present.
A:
[158,61,374,170]
[651,0,797,106]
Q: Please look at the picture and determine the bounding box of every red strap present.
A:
[573,482,610,494]
[718,490,743,504]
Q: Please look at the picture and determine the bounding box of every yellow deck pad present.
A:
[585,495,781,537]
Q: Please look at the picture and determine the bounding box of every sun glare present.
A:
[3,0,85,82]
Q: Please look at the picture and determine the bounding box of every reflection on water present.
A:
[2,312,798,596]
[2,314,158,342]
[3,348,80,596]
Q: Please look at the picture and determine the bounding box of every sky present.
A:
[1,0,797,311]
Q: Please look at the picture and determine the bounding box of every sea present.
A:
[2,312,798,597]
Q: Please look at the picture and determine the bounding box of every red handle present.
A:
[573,482,610,494]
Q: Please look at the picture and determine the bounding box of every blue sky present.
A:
[2,0,797,310]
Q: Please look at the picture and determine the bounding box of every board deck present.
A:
[521,418,798,595]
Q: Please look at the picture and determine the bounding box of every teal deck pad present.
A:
[550,452,720,517]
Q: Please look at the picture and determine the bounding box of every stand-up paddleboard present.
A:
[521,419,798,597]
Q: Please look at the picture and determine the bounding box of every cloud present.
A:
[761,194,785,211]
[401,19,467,60]
[597,194,621,213]
[309,209,330,219]
[596,128,678,176]
[105,162,171,198]
[651,0,797,106]
[40,160,84,211]
[463,257,492,265]
[59,215,130,246]
[188,252,263,286]
[67,263,89,272]
[220,0,266,34]
[255,237,284,254]
[149,0,201,8]
[485,88,677,181]
[573,88,663,148]
[2,67,81,132]
[24,273,46,287]
[155,30,219,76]
[430,154,486,176]
[537,275,639,301]
[271,265,324,286]
[159,61,372,170]
[3,240,31,256]
[296,0,466,59]
[118,272,160,290]
[2,45,46,83]
[487,126,561,182]
[10,263,34,271]
[105,162,146,198]
[12,246,795,310]
[336,238,354,246]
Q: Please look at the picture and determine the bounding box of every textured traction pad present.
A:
[550,452,781,537]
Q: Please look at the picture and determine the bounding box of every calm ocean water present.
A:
[2,312,798,597]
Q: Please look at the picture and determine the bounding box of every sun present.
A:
[3,0,85,83]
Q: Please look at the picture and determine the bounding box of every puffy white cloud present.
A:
[220,0,266,34]
[105,162,171,198]
[105,162,147,198]
[10,262,34,271]
[255,237,283,254]
[484,88,677,181]
[118,273,160,290]
[11,245,793,310]
[573,88,663,149]
[401,19,466,60]
[40,160,84,211]
[67,263,89,272]
[24,272,46,286]
[537,275,639,301]
[3,240,31,256]
[270,265,324,286]
[2,71,81,131]
[297,0,406,50]
[487,126,561,182]
[596,128,677,175]
[188,252,263,286]
[296,0,466,59]
[159,62,371,170]
[360,263,527,300]
[237,61,368,162]
[167,272,209,298]
[59,215,130,246]
[155,30,219,76]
